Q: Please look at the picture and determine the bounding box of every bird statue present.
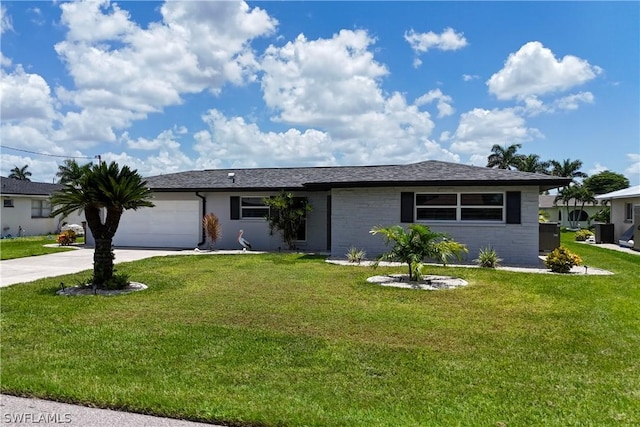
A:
[238,229,252,251]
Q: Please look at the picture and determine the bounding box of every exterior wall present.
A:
[1,194,84,237]
[610,196,640,241]
[204,191,329,252]
[330,185,543,266]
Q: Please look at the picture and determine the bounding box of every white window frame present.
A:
[31,199,52,218]
[240,196,270,220]
[625,202,633,222]
[415,192,505,223]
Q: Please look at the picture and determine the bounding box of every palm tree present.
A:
[554,184,596,229]
[550,158,587,185]
[8,165,32,181]
[370,224,468,281]
[486,144,524,170]
[516,154,550,174]
[50,161,154,288]
[56,159,92,185]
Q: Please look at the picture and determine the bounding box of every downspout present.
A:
[196,192,206,247]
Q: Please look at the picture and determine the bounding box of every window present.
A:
[3,199,14,208]
[31,200,51,218]
[625,203,633,221]
[416,192,505,222]
[241,197,270,219]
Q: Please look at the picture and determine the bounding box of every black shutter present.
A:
[400,192,414,223]
[230,196,240,220]
[506,191,521,224]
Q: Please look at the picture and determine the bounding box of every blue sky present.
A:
[1,1,638,185]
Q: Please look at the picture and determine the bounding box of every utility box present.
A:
[594,223,615,244]
[539,222,560,253]
[634,206,640,252]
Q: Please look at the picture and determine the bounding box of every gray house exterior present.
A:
[108,161,569,266]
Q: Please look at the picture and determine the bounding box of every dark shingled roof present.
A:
[145,160,571,192]
[1,176,62,196]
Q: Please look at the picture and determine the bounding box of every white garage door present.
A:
[112,200,200,248]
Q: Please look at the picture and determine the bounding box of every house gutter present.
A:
[196,192,206,247]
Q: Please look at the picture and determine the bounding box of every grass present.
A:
[0,235,85,260]
[1,232,638,426]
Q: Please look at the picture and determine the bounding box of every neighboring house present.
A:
[539,194,603,229]
[0,177,85,237]
[595,185,640,243]
[99,160,569,266]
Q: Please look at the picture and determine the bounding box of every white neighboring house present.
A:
[0,176,85,237]
[595,185,640,245]
[539,195,604,229]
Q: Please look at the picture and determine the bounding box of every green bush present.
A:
[346,247,366,263]
[474,246,502,268]
[56,230,76,246]
[575,229,594,241]
[544,246,582,273]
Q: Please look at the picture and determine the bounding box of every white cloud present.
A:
[404,28,467,54]
[415,89,454,118]
[1,5,13,34]
[625,153,640,183]
[0,66,56,122]
[53,0,277,140]
[448,108,543,157]
[587,163,608,176]
[463,74,479,82]
[487,41,602,100]
[554,91,594,110]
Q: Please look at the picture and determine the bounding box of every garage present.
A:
[110,199,201,248]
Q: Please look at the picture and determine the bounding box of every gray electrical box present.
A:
[539,222,560,253]
[634,206,640,252]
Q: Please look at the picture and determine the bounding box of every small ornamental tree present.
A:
[370,224,468,281]
[203,213,221,249]
[263,191,312,250]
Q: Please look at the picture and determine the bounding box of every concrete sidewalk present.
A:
[0,247,188,287]
[1,394,221,426]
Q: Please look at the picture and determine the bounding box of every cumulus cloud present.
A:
[487,41,602,100]
[554,91,594,110]
[1,5,13,34]
[463,74,479,82]
[53,0,277,138]
[415,89,455,118]
[626,153,640,182]
[447,108,543,157]
[0,66,56,122]
[404,28,467,53]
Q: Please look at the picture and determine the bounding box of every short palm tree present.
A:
[486,144,524,170]
[50,161,154,287]
[370,224,468,281]
[8,165,32,181]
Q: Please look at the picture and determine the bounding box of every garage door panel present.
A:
[113,200,200,248]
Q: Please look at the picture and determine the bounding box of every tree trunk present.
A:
[84,204,123,287]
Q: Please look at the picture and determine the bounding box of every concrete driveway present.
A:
[0,247,193,287]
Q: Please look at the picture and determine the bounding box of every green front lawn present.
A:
[0,235,84,260]
[1,233,638,426]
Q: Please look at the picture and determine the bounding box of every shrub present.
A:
[203,213,221,249]
[474,246,502,268]
[544,246,582,273]
[575,229,594,241]
[346,247,366,264]
[57,230,77,246]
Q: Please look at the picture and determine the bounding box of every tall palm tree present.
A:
[8,165,32,181]
[550,158,587,185]
[554,184,596,229]
[516,154,550,174]
[56,159,92,185]
[50,161,154,288]
[486,144,524,170]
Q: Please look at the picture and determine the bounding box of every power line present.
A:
[1,145,96,160]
